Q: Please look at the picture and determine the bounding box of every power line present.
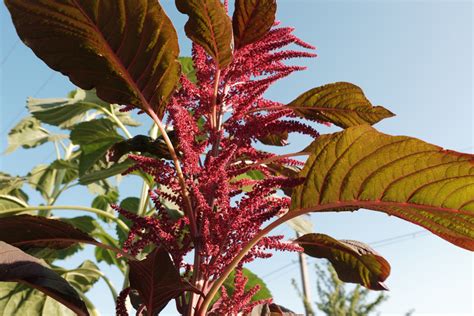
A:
[261,229,429,282]
[1,72,56,136]
[0,40,19,69]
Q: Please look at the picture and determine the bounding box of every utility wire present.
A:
[0,40,19,69]
[262,229,429,282]
[1,72,56,136]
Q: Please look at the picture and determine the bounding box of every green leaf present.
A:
[28,164,56,200]
[230,169,265,192]
[223,268,272,302]
[116,197,140,245]
[0,172,25,195]
[179,57,197,84]
[27,89,95,129]
[4,117,66,154]
[176,0,233,68]
[55,260,101,294]
[50,159,79,184]
[0,195,28,214]
[291,125,474,250]
[5,0,180,117]
[70,119,124,175]
[91,188,119,222]
[0,282,76,316]
[288,82,395,128]
[296,233,390,290]
[79,159,134,185]
[0,241,89,316]
[232,0,277,49]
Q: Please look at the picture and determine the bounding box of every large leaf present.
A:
[176,0,233,68]
[0,241,89,316]
[4,117,65,154]
[291,125,474,250]
[287,82,394,128]
[129,247,197,314]
[5,0,180,117]
[232,0,277,49]
[296,233,390,290]
[70,119,124,174]
[0,282,76,316]
[0,215,96,250]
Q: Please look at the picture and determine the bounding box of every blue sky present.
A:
[1,0,472,315]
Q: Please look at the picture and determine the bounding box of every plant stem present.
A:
[197,206,325,315]
[3,205,129,232]
[146,110,197,238]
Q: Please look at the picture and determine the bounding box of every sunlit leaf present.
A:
[288,82,394,128]
[232,0,277,49]
[0,172,25,195]
[5,0,180,117]
[223,268,272,302]
[0,241,89,316]
[4,117,66,154]
[296,233,390,290]
[291,125,474,250]
[0,282,76,316]
[176,0,233,68]
[257,130,288,146]
[27,90,95,129]
[0,195,28,214]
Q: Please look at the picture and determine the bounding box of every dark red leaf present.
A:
[0,241,89,316]
[0,215,96,250]
[129,247,198,315]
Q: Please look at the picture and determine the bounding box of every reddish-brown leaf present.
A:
[0,215,96,250]
[232,0,277,49]
[176,0,233,68]
[129,247,198,314]
[296,233,390,290]
[5,0,180,118]
[0,241,89,316]
[291,125,474,251]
